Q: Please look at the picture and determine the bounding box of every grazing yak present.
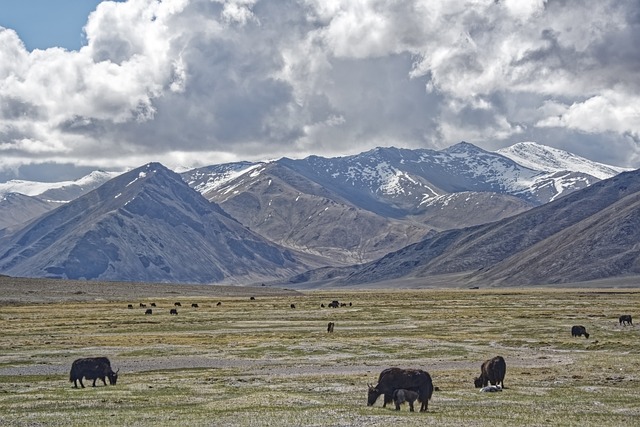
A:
[327,322,335,333]
[392,389,419,412]
[70,357,118,388]
[191,303,199,308]
[368,368,434,412]
[174,302,181,307]
[474,356,506,389]
[571,325,589,338]
[145,308,153,315]
[170,308,178,315]
[619,315,633,326]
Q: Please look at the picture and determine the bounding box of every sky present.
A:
[0,0,638,182]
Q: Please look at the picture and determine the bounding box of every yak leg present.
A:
[395,402,401,411]
[79,378,85,388]
[408,401,414,412]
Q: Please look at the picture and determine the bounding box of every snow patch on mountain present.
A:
[189,163,265,195]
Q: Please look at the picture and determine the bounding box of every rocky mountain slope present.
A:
[0,163,316,284]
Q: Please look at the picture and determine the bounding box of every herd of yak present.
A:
[69,312,633,413]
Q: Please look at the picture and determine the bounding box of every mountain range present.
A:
[289,168,640,287]
[182,141,627,263]
[0,164,316,284]
[0,141,635,286]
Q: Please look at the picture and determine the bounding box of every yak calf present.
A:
[393,388,419,412]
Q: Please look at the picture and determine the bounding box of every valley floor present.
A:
[0,278,639,426]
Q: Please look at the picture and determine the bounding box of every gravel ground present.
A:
[0,275,300,305]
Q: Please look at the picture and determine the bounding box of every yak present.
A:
[392,388,419,412]
[170,308,178,315]
[70,357,118,388]
[571,325,589,338]
[327,322,335,333]
[619,315,633,326]
[367,368,434,412]
[474,356,506,389]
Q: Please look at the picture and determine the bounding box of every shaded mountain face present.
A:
[0,163,312,284]
[291,169,640,287]
[0,193,58,231]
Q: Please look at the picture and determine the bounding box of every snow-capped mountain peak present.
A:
[0,170,120,200]
[497,142,631,180]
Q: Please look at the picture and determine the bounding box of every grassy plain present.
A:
[0,286,639,426]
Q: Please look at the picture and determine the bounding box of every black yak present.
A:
[393,388,419,412]
[174,302,181,307]
[145,308,152,315]
[367,368,434,412]
[191,303,199,308]
[170,308,178,315]
[327,322,335,333]
[571,325,589,338]
[619,315,633,326]
[70,357,118,388]
[474,356,506,389]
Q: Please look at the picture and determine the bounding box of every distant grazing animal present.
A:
[139,303,146,308]
[320,304,325,308]
[474,356,506,389]
[571,325,589,338]
[150,303,156,307]
[327,322,335,333]
[127,304,133,309]
[170,309,178,315]
[69,357,118,388]
[349,302,352,306]
[368,368,434,412]
[290,304,296,309]
[340,303,347,307]
[217,302,222,306]
[619,315,633,326]
[191,303,199,308]
[145,309,153,315]
[392,388,420,412]
[174,302,181,307]
[328,301,340,308]
[250,296,255,300]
